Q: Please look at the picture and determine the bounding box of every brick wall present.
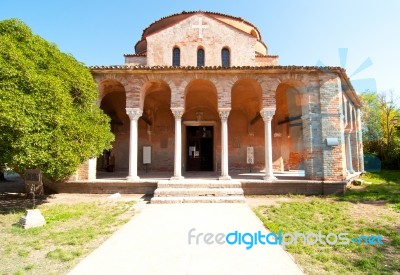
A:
[146,14,257,67]
[319,75,346,181]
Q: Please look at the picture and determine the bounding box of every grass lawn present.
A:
[254,170,400,275]
[0,196,136,275]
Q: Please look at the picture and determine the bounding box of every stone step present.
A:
[150,196,246,204]
[152,179,245,204]
[157,180,242,189]
[153,187,244,197]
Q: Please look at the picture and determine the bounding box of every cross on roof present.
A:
[192,17,209,39]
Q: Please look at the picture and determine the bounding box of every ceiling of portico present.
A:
[231,78,262,120]
[185,79,218,114]
[99,79,125,101]
[142,80,172,124]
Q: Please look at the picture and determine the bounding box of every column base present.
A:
[263,176,277,182]
[126,176,140,182]
[219,175,231,180]
[171,176,184,180]
[348,170,355,174]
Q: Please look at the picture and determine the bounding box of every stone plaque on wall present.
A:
[143,146,151,164]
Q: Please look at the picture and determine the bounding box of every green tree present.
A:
[0,19,114,181]
[360,91,382,147]
[360,91,400,168]
[378,92,400,164]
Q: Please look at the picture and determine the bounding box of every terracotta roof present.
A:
[90,65,344,71]
[124,53,147,57]
[141,10,262,40]
[135,11,265,54]
[256,54,278,58]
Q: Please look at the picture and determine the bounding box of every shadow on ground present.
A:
[0,193,53,214]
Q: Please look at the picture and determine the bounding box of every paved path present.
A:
[69,203,303,275]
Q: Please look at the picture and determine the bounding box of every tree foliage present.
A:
[360,92,382,144]
[360,91,400,168]
[0,19,114,181]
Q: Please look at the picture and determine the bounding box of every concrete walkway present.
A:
[69,203,303,275]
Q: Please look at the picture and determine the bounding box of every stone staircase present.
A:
[150,179,245,203]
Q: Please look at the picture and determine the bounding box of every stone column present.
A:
[260,108,277,181]
[88,158,97,181]
[354,108,360,171]
[356,108,365,172]
[346,103,355,174]
[126,108,142,181]
[219,109,231,180]
[171,108,184,180]
[345,131,355,174]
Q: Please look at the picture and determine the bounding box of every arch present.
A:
[172,47,180,66]
[184,79,218,117]
[229,78,263,169]
[139,79,173,171]
[197,47,205,67]
[98,79,126,103]
[141,80,172,114]
[97,79,128,173]
[231,78,263,118]
[184,79,219,172]
[273,80,306,172]
[275,78,308,116]
[100,91,127,133]
[221,47,230,68]
[139,80,171,110]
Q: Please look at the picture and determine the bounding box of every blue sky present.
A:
[1,0,399,97]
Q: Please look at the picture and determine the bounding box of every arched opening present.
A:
[221,47,230,67]
[184,79,218,171]
[197,48,205,67]
[139,80,173,172]
[230,78,263,170]
[97,79,128,175]
[273,81,305,173]
[172,47,180,67]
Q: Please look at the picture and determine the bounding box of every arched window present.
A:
[197,48,205,67]
[172,47,180,67]
[221,48,230,67]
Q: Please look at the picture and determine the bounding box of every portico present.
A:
[70,11,364,195]
[115,73,280,182]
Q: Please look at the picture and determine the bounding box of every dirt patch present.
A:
[42,193,145,204]
[0,193,148,214]
[347,201,400,228]
[245,195,318,208]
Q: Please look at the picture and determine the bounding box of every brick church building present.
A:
[69,11,364,194]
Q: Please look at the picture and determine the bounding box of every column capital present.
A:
[126,108,143,120]
[260,108,276,122]
[219,108,231,122]
[171,107,184,119]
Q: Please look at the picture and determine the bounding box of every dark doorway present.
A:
[186,126,213,171]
